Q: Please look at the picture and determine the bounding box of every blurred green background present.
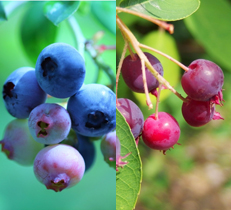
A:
[117,0,231,209]
[0,1,115,210]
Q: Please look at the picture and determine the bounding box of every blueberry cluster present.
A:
[0,43,116,192]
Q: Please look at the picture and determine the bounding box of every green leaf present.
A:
[184,0,231,70]
[116,109,142,210]
[20,2,57,64]
[133,30,181,105]
[91,1,116,34]
[43,1,80,26]
[0,2,7,21]
[119,0,200,21]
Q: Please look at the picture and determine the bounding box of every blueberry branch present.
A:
[116,15,188,103]
[67,16,85,59]
[68,16,116,90]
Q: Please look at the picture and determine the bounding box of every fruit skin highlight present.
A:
[28,103,71,144]
[33,144,85,192]
[2,67,47,119]
[67,84,116,137]
[35,43,86,98]
[181,59,224,101]
[142,112,180,154]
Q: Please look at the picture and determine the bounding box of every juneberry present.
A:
[101,130,116,169]
[0,119,44,165]
[34,144,85,192]
[181,59,224,102]
[67,84,116,137]
[182,97,223,127]
[116,98,144,139]
[2,67,47,118]
[28,103,71,144]
[35,43,86,98]
[121,52,163,93]
[142,112,180,154]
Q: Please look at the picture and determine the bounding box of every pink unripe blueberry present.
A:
[33,144,85,192]
[28,103,71,144]
[0,119,44,166]
[101,130,116,169]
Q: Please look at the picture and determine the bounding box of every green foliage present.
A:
[43,1,80,26]
[116,109,142,210]
[119,0,200,21]
[20,2,57,64]
[0,2,7,21]
[91,1,116,34]
[184,0,231,70]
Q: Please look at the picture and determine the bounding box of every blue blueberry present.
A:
[76,133,96,172]
[67,84,116,137]
[35,43,86,98]
[2,67,47,118]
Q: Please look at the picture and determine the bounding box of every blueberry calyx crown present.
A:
[37,121,49,137]
[3,82,15,99]
[41,57,58,77]
[85,111,108,129]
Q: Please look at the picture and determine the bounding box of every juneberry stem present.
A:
[155,85,162,119]
[139,43,189,72]
[116,41,128,103]
[141,59,153,109]
[116,7,174,34]
[116,15,188,103]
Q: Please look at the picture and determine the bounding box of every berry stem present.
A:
[141,59,153,109]
[116,15,188,103]
[139,43,189,72]
[155,85,162,119]
[116,7,174,34]
[67,16,86,59]
[116,41,128,103]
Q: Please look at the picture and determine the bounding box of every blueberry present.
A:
[61,129,96,172]
[33,144,85,192]
[0,119,44,166]
[28,103,71,144]
[35,43,86,98]
[101,130,116,169]
[67,84,116,137]
[2,67,47,118]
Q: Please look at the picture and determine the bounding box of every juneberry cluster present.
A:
[1,42,116,192]
[117,52,225,170]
